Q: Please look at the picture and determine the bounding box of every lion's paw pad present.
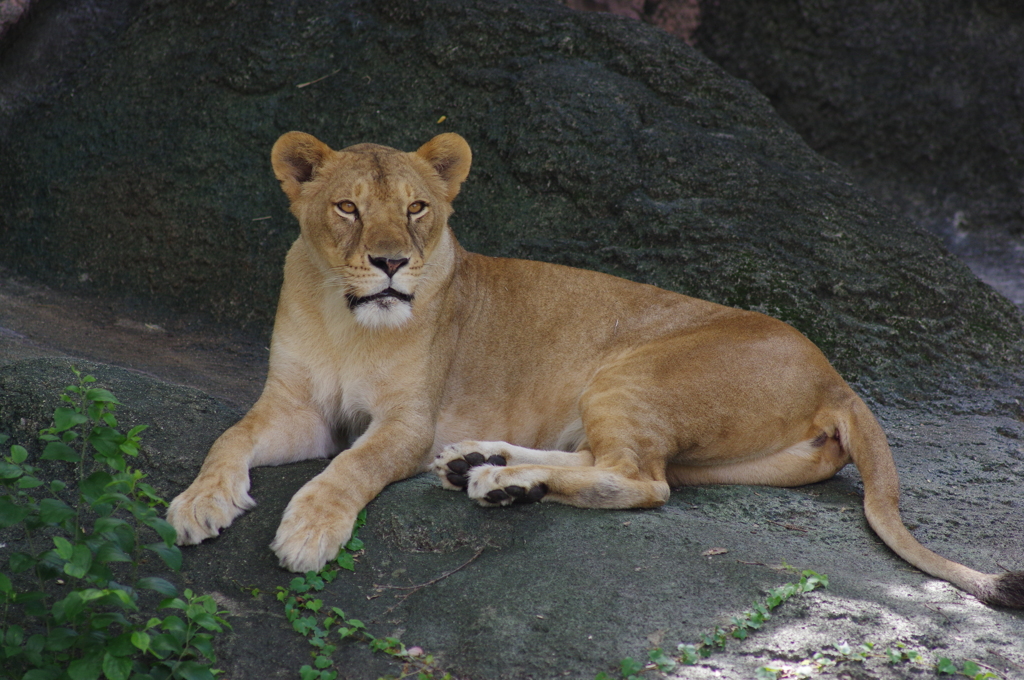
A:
[433,444,507,491]
[480,482,548,506]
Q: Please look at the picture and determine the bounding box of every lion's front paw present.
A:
[167,469,256,545]
[270,479,356,573]
[430,441,507,490]
[467,465,549,507]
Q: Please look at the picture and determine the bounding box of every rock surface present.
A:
[0,0,1021,397]
[696,0,1024,239]
[2,357,1024,679]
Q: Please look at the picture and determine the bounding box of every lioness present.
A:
[167,132,1024,608]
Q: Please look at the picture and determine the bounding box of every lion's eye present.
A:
[336,200,358,216]
[408,201,428,216]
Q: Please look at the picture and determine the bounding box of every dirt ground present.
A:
[0,265,267,408]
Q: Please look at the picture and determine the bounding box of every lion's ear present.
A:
[416,133,472,203]
[271,132,334,203]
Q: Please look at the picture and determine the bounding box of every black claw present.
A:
[486,455,507,466]
[484,489,510,504]
[446,472,469,488]
[525,483,548,502]
[447,459,469,474]
[464,452,485,466]
[506,485,526,499]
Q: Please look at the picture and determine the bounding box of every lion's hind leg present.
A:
[465,460,670,509]
[430,440,594,491]
[666,432,851,488]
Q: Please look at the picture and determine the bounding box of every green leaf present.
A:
[126,424,149,438]
[95,541,133,564]
[85,388,121,405]
[17,476,44,489]
[67,652,103,680]
[41,441,81,462]
[0,497,30,527]
[81,470,114,504]
[39,498,76,525]
[23,667,62,680]
[142,515,178,545]
[190,634,216,662]
[648,648,676,672]
[130,630,151,654]
[61,543,93,579]
[0,461,22,479]
[620,657,643,677]
[53,407,89,433]
[43,627,79,651]
[40,440,80,462]
[5,623,23,645]
[936,658,958,675]
[53,535,75,560]
[95,517,136,553]
[0,572,10,595]
[88,428,122,459]
[173,660,217,680]
[962,660,982,675]
[344,536,364,551]
[102,651,132,680]
[10,444,28,463]
[336,552,355,572]
[145,541,183,571]
[190,611,226,632]
[137,576,178,597]
[9,551,35,572]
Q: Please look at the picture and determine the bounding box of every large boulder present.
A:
[696,0,1024,238]
[2,358,1024,679]
[0,0,1021,398]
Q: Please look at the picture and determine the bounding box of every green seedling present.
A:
[0,367,229,679]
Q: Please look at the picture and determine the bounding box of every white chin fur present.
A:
[352,298,413,329]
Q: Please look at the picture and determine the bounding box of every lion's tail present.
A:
[840,395,1024,608]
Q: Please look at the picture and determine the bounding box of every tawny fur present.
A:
[167,132,1023,608]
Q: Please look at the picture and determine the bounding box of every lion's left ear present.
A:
[416,133,472,203]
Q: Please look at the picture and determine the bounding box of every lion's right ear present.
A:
[271,132,334,203]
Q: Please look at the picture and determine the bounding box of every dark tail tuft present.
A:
[983,571,1024,608]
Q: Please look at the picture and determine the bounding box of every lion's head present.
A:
[271,132,472,329]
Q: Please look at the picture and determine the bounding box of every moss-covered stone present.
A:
[697,0,1024,235]
[1,0,1021,396]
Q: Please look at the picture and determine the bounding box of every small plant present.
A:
[0,367,229,679]
[936,657,1000,679]
[598,571,828,679]
[276,509,455,680]
[756,643,1001,679]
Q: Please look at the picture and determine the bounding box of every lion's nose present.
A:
[368,256,409,277]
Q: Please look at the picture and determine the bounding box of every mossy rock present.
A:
[1,0,1021,397]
